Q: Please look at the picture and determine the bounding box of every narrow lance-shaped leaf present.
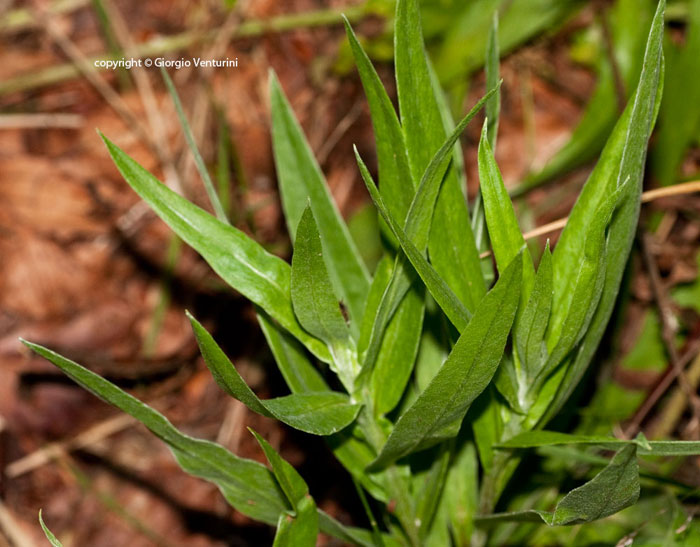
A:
[345,19,426,416]
[478,120,535,299]
[479,444,639,525]
[292,206,359,390]
[542,0,666,421]
[396,0,485,311]
[500,430,700,457]
[161,67,228,223]
[444,441,479,546]
[100,135,330,364]
[652,0,700,186]
[538,194,620,387]
[485,12,501,149]
[250,430,318,547]
[355,150,470,333]
[416,446,451,540]
[24,340,371,545]
[343,16,415,226]
[189,313,361,436]
[356,85,499,343]
[23,340,287,526]
[356,85,497,385]
[270,72,369,333]
[368,254,522,471]
[471,11,501,260]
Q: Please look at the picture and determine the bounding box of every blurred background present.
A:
[0,0,699,545]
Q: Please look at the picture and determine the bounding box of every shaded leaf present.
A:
[189,313,360,436]
[479,445,639,526]
[257,310,329,394]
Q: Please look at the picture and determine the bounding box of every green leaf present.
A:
[250,430,318,547]
[189,313,360,436]
[395,0,485,312]
[39,510,63,547]
[257,310,329,394]
[416,445,450,540]
[355,150,470,332]
[519,0,654,193]
[273,498,317,547]
[478,120,535,298]
[25,340,370,545]
[318,511,402,547]
[368,255,522,470]
[291,206,358,389]
[250,429,309,511]
[100,135,330,364]
[540,198,617,379]
[357,83,498,377]
[269,72,369,332]
[499,430,700,457]
[444,441,479,547]
[24,340,288,525]
[479,444,639,526]
[480,445,639,526]
[515,242,553,383]
[370,287,425,416]
[344,16,415,224]
[542,0,666,421]
[326,424,390,503]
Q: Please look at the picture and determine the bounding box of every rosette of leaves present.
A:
[32,1,700,546]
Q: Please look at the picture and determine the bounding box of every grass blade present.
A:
[39,510,63,547]
[161,68,228,223]
[485,12,501,149]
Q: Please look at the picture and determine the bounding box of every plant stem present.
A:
[357,399,420,547]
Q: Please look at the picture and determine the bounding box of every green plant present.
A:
[518,0,700,195]
[30,0,700,545]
